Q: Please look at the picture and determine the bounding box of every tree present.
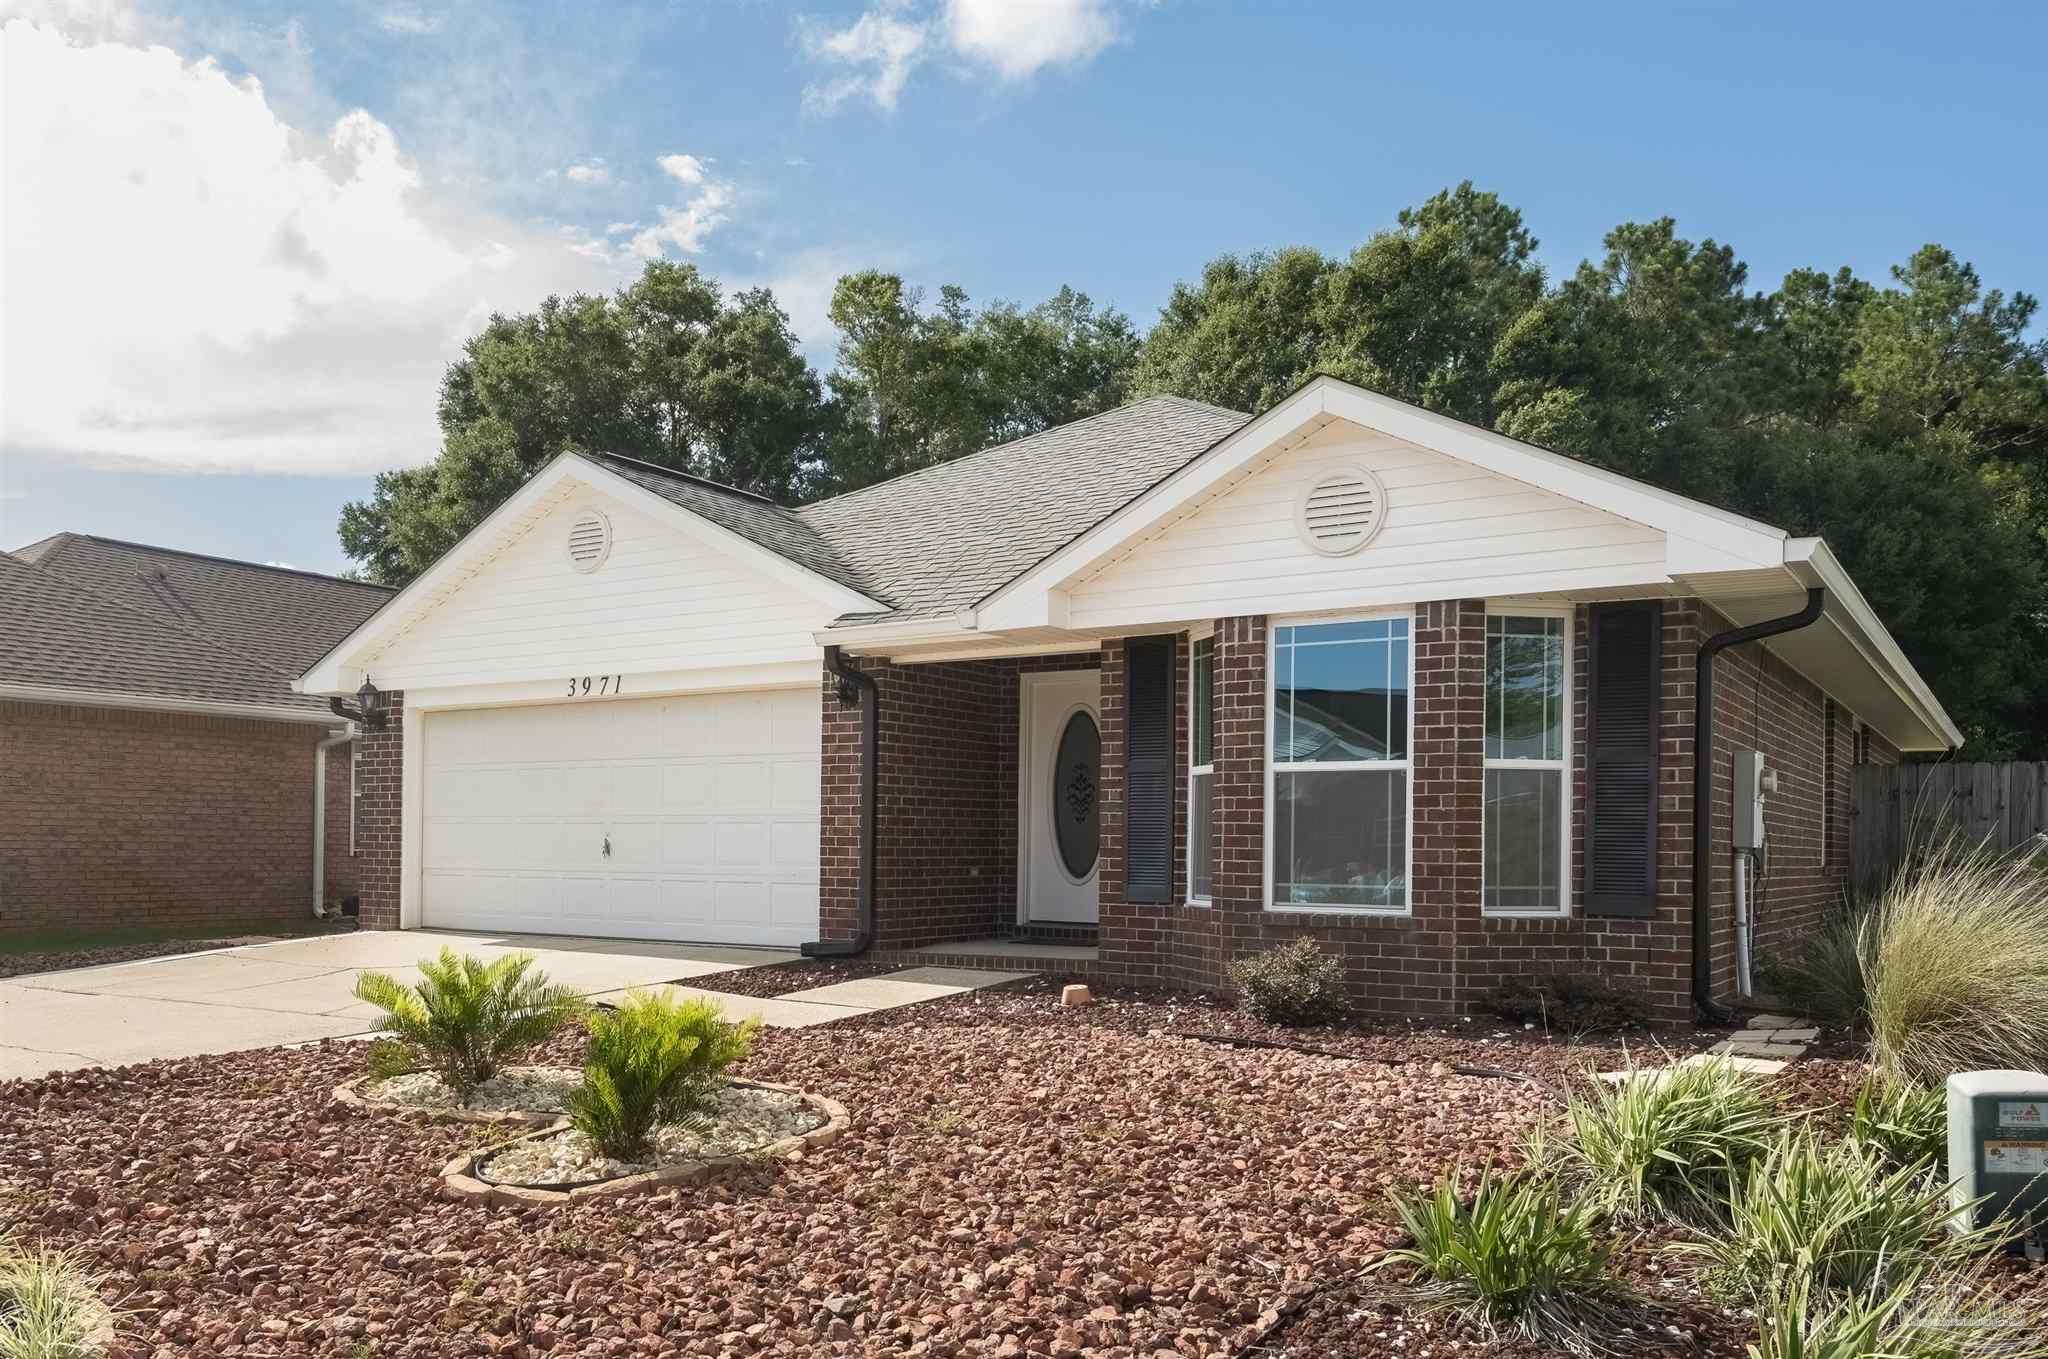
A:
[821,272,1139,492]
[340,263,830,584]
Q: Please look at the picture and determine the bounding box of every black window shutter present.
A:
[1125,637,1175,904]
[1584,602,1663,916]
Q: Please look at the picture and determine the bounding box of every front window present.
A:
[1484,613,1568,914]
[1189,637,1214,900]
[1271,617,1410,910]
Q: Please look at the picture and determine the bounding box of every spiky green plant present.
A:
[1685,1132,1995,1306]
[1848,1074,1948,1177]
[565,990,758,1161]
[1370,1167,1648,1358]
[351,949,586,1103]
[0,1243,115,1359]
[1767,905,1877,1026]
[1748,1267,2048,1359]
[1862,834,2048,1084]
[1551,1056,1794,1221]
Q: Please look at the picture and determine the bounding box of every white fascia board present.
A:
[810,618,969,652]
[1785,537,1963,749]
[299,454,882,695]
[0,683,344,727]
[975,376,1790,631]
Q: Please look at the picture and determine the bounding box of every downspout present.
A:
[1692,587,1824,1019]
[313,724,355,919]
[803,646,877,957]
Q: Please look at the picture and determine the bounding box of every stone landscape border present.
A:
[439,1079,849,1208]
[332,1071,570,1131]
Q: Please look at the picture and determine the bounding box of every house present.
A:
[1,536,392,936]
[297,377,1957,1021]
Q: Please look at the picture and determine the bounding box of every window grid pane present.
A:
[1192,638,1214,768]
[1191,771,1212,898]
[1275,768,1406,908]
[1484,767,1564,912]
[1485,614,1564,761]
[1273,618,1409,765]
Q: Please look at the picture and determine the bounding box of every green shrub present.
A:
[1863,835,2048,1084]
[1552,1057,1793,1221]
[1766,905,1876,1026]
[565,991,758,1161]
[1227,938,1347,1027]
[1481,974,1651,1033]
[1748,1268,2048,1359]
[1372,1167,1643,1356]
[352,949,586,1103]
[0,1242,115,1358]
[1687,1132,1989,1306]
[1848,1075,1947,1176]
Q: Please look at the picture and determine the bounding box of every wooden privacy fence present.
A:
[1851,761,2048,889]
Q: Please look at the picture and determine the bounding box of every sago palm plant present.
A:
[566,990,758,1161]
[352,949,586,1103]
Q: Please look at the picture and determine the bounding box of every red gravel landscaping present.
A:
[1,985,2037,1358]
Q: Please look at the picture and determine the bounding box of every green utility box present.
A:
[1947,1069,2048,1239]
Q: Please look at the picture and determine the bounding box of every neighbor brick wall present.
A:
[353,691,405,931]
[0,699,336,936]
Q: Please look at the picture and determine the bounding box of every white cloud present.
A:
[656,153,708,186]
[801,0,1124,111]
[563,159,610,185]
[0,15,629,475]
[376,8,441,36]
[627,181,734,259]
[800,4,929,113]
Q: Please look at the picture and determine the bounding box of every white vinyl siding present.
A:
[1064,420,1666,630]
[366,488,833,690]
[1266,613,1413,913]
[1483,610,1571,916]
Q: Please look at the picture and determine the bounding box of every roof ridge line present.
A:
[42,535,396,590]
[586,451,781,506]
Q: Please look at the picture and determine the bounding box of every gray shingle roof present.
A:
[0,551,320,713]
[15,534,393,678]
[588,455,887,602]
[797,396,1249,623]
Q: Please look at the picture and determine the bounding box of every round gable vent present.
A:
[566,508,612,573]
[1295,465,1388,556]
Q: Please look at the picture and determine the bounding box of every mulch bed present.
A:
[685,958,906,999]
[0,933,302,982]
[1,983,2036,1357]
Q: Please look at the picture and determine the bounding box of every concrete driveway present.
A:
[0,930,793,1081]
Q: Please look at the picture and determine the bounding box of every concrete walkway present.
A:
[0,931,1025,1081]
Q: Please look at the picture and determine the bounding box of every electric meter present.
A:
[1947,1070,2048,1240]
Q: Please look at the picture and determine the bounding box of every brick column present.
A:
[1209,616,1266,914]
[354,690,404,930]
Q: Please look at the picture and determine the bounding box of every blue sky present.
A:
[3,0,2044,577]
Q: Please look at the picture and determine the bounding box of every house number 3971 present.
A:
[567,674,624,697]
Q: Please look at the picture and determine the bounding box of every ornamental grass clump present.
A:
[1862,834,2048,1084]
[0,1242,115,1359]
[566,990,758,1161]
[1371,1167,1649,1358]
[1685,1131,1993,1307]
[1768,905,1876,1027]
[1746,1267,2048,1359]
[1848,1074,1948,1177]
[1551,1056,1793,1222]
[1227,937,1348,1027]
[351,949,587,1103]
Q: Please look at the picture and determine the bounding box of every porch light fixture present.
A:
[329,675,390,732]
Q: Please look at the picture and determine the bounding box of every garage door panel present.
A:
[423,692,819,945]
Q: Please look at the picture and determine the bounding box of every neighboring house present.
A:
[299,377,1957,1021]
[1,536,392,936]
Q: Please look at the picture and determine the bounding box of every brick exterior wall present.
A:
[0,699,350,937]
[818,653,1099,949]
[354,691,405,931]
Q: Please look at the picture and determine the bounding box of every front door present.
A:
[1019,671,1101,924]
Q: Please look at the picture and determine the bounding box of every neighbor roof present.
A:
[0,551,324,716]
[14,534,393,677]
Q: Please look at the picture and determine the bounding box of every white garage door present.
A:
[420,689,820,946]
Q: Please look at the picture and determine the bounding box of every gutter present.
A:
[802,646,877,958]
[1692,587,1825,1019]
[313,724,355,919]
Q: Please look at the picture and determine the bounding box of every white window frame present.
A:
[1481,605,1572,918]
[349,745,359,856]
[1187,630,1215,905]
[1264,608,1415,916]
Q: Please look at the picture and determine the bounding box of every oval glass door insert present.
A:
[1052,710,1101,879]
